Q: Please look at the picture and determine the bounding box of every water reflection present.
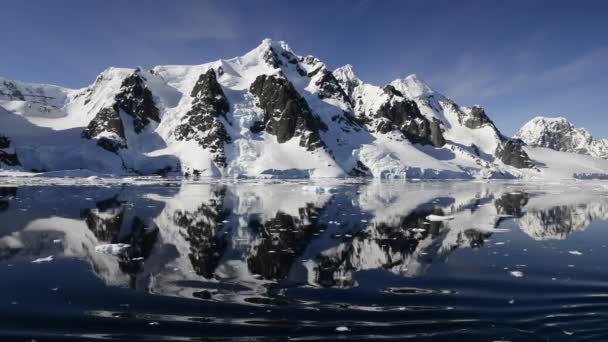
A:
[1,182,607,303]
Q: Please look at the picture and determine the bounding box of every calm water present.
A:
[1,179,608,341]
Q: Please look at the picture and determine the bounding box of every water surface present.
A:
[1,179,608,341]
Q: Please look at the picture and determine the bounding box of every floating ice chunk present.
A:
[510,270,524,278]
[411,228,426,232]
[52,239,62,244]
[32,256,54,263]
[495,242,505,245]
[95,243,131,256]
[426,214,454,221]
[568,250,583,256]
[335,326,350,332]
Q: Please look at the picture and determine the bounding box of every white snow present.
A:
[426,214,454,221]
[94,243,131,256]
[1,40,607,180]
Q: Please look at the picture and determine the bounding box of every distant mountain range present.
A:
[1,39,607,179]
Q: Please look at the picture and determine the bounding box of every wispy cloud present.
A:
[429,47,608,103]
[157,2,239,41]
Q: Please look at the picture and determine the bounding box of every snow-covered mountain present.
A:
[517,116,608,160]
[1,39,607,179]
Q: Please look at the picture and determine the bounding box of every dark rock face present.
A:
[315,68,352,105]
[115,73,161,133]
[263,47,283,68]
[382,85,404,98]
[376,98,446,147]
[250,74,327,151]
[496,139,535,169]
[459,105,497,130]
[0,136,10,149]
[349,160,372,177]
[0,187,17,213]
[0,135,20,167]
[175,69,231,167]
[0,81,25,100]
[82,71,161,154]
[82,105,126,153]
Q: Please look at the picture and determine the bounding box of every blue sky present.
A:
[1,0,607,136]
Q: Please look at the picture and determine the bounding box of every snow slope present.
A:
[1,40,607,179]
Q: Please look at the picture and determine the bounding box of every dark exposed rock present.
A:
[495,139,535,169]
[82,105,127,153]
[459,105,497,130]
[82,71,161,154]
[280,50,299,64]
[0,136,11,149]
[0,187,17,213]
[249,120,265,134]
[249,74,327,151]
[175,69,231,167]
[382,85,404,98]
[315,68,352,105]
[0,151,20,167]
[1,81,24,101]
[429,119,446,147]
[376,98,446,147]
[0,135,20,167]
[115,73,161,133]
[263,47,283,68]
[349,160,371,177]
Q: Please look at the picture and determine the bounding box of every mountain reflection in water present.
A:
[1,181,608,341]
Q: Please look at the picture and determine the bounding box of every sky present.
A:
[1,0,607,137]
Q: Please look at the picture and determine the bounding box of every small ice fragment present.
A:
[52,239,62,244]
[508,299,515,304]
[95,243,131,256]
[563,330,574,336]
[568,250,583,256]
[510,270,524,278]
[336,326,350,332]
[149,322,159,326]
[411,228,426,232]
[32,256,54,264]
[426,214,454,221]
[495,242,505,245]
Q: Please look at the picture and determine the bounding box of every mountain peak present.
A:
[517,116,608,159]
[334,64,360,83]
[389,73,437,99]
